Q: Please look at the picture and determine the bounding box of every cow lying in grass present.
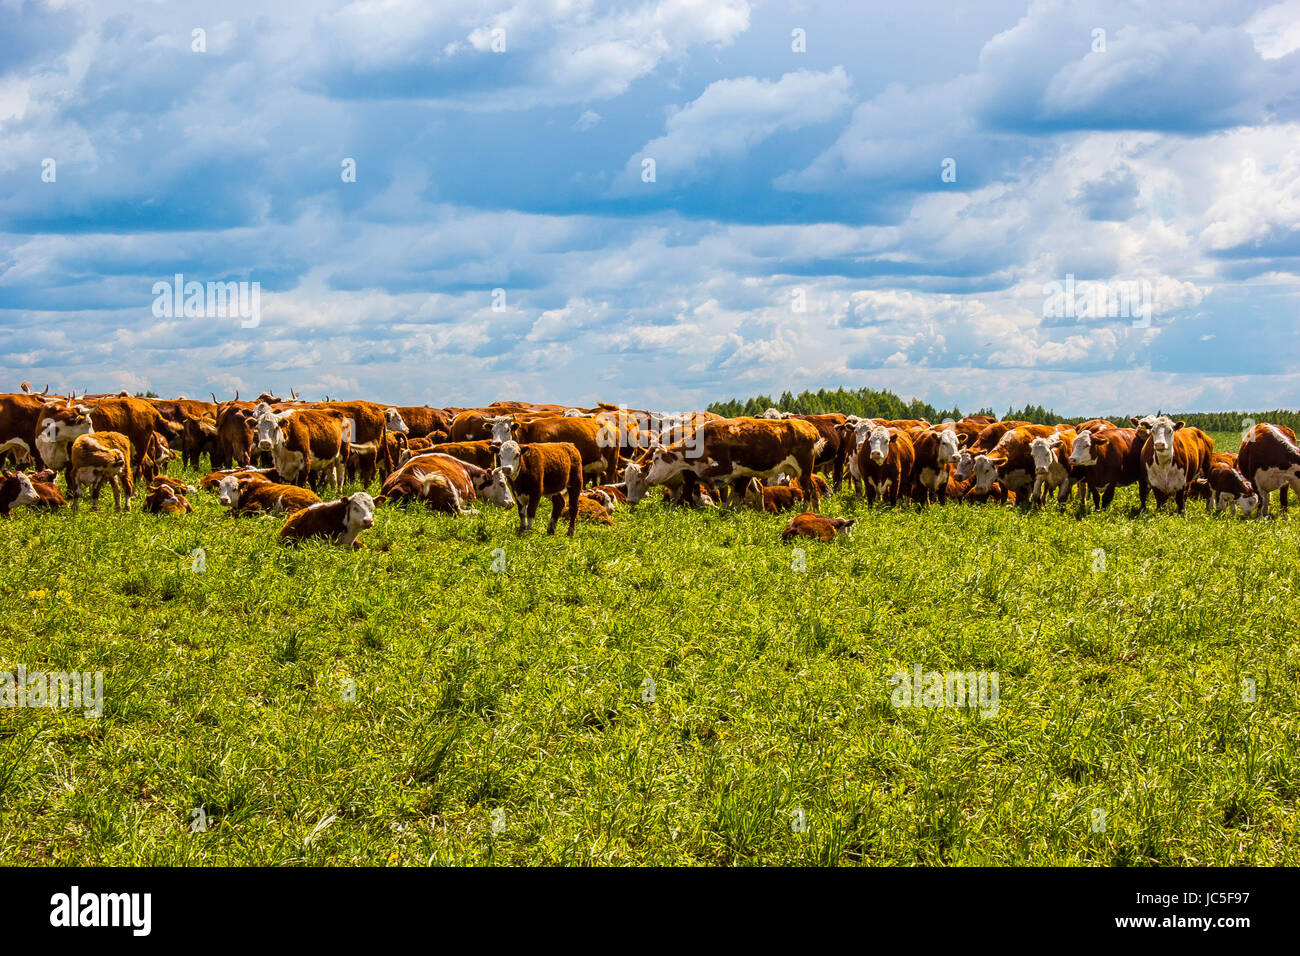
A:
[280,493,376,549]
[781,513,855,542]
[218,474,321,516]
[144,483,193,515]
[378,452,513,514]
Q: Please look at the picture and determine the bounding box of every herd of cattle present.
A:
[3,383,1300,547]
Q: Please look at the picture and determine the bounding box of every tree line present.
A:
[706,387,1300,435]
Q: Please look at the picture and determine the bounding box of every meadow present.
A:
[1,431,1297,865]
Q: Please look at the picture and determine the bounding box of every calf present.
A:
[200,466,280,491]
[493,440,582,535]
[0,471,40,517]
[1189,452,1259,516]
[0,469,65,516]
[854,424,915,506]
[279,493,376,549]
[1236,423,1300,517]
[1141,417,1213,514]
[487,415,619,486]
[744,477,801,513]
[220,477,321,516]
[973,425,1058,501]
[149,475,197,495]
[1028,428,1077,505]
[780,513,855,542]
[68,432,135,511]
[144,483,193,515]
[1067,427,1140,511]
[560,492,615,525]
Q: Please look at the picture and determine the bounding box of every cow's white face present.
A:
[496,440,522,477]
[384,408,409,434]
[973,455,1001,493]
[1029,436,1059,476]
[485,416,514,443]
[254,412,285,452]
[852,420,875,449]
[1149,417,1179,462]
[477,469,514,508]
[867,426,893,465]
[644,447,688,486]
[12,472,39,508]
[623,462,648,505]
[1068,430,1096,467]
[346,492,376,530]
[1233,490,1260,516]
[217,475,242,507]
[936,429,962,465]
[954,449,977,480]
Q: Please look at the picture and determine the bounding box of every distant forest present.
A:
[706,386,1300,434]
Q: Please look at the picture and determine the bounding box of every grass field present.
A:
[1,431,1297,865]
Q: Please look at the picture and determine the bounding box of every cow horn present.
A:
[211,392,219,405]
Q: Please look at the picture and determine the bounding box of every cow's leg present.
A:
[800,454,819,512]
[567,470,580,536]
[1100,486,1114,510]
[1176,489,1187,515]
[525,493,540,532]
[546,494,563,535]
[729,476,748,508]
[110,477,123,511]
[681,470,700,507]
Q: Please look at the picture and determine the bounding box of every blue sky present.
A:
[2,0,1299,413]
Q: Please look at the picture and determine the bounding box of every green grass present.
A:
[0,430,1296,865]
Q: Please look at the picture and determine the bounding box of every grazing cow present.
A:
[143,483,193,515]
[252,407,349,491]
[493,440,582,536]
[280,493,376,549]
[622,456,711,507]
[972,425,1059,501]
[781,513,855,542]
[68,431,135,511]
[644,417,825,510]
[219,477,321,515]
[1140,417,1213,514]
[378,453,513,514]
[954,421,1031,481]
[1028,428,1077,505]
[1190,452,1259,516]
[1236,423,1300,517]
[486,415,620,486]
[854,423,915,506]
[1065,427,1139,511]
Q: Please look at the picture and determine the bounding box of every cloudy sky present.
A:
[2,0,1299,413]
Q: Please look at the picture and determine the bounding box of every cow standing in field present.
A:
[486,414,620,487]
[1028,428,1077,506]
[252,406,349,491]
[954,420,1030,482]
[280,493,376,549]
[1236,423,1300,517]
[1140,417,1213,514]
[909,423,978,504]
[1067,426,1140,511]
[67,432,135,511]
[855,423,915,506]
[493,440,582,535]
[644,417,825,511]
[972,425,1059,502]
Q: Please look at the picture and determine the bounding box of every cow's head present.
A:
[6,471,39,509]
[495,440,523,478]
[37,403,94,466]
[473,468,515,508]
[384,407,409,435]
[644,446,690,486]
[254,410,288,452]
[1068,429,1106,467]
[953,448,977,481]
[623,461,649,506]
[935,427,967,465]
[866,425,896,465]
[973,453,1005,493]
[1148,416,1184,462]
[344,492,376,531]
[1130,414,1160,438]
[484,416,515,444]
[1029,435,1063,476]
[217,475,242,507]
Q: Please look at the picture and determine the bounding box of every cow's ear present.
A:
[957,433,972,446]
[1130,417,1141,426]
[1174,421,1185,430]
[889,432,900,443]
[1091,434,1109,446]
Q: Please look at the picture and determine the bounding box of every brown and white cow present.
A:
[954,420,1031,481]
[280,493,376,549]
[1140,416,1213,514]
[1189,452,1259,517]
[492,441,583,535]
[220,476,321,515]
[780,513,854,542]
[743,477,802,513]
[252,406,349,491]
[0,471,41,517]
[1236,423,1300,517]
[68,431,135,511]
[972,425,1058,501]
[378,453,513,514]
[486,415,619,486]
[854,423,915,506]
[1067,426,1140,511]
[644,417,825,510]
[426,440,497,470]
[1028,427,1077,506]
[143,483,193,515]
